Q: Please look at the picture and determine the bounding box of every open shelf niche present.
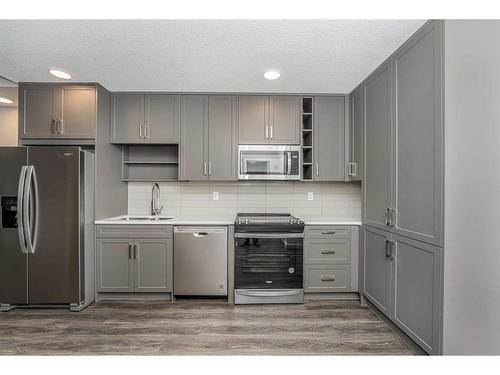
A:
[301,97,314,181]
[122,145,179,182]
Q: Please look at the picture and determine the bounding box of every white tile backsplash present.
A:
[128,181,361,220]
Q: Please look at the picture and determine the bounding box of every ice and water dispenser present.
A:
[1,196,18,228]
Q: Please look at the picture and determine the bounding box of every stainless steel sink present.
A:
[150,217,174,221]
[116,216,174,221]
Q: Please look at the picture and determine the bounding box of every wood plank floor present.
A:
[0,300,415,355]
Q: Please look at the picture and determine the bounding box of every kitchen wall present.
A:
[0,107,18,146]
[128,181,361,221]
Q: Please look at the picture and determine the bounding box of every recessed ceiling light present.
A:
[264,69,280,80]
[0,96,13,104]
[49,69,72,80]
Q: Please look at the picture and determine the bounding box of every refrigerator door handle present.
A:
[23,166,33,254]
[17,166,28,254]
[29,167,39,254]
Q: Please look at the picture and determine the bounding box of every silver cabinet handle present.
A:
[51,119,57,134]
[208,162,212,176]
[128,243,133,259]
[321,231,336,235]
[59,119,63,134]
[265,125,269,139]
[145,125,150,139]
[390,209,396,227]
[17,166,28,254]
[270,125,273,139]
[389,241,395,260]
[315,163,319,176]
[321,249,336,254]
[134,243,139,259]
[385,208,391,225]
[321,275,336,282]
[348,162,357,176]
[385,239,391,257]
[204,162,207,176]
[139,124,143,139]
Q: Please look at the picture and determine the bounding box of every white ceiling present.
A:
[0,20,426,93]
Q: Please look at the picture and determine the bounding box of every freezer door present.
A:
[27,147,80,304]
[0,147,28,304]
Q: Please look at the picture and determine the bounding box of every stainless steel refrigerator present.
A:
[0,146,95,311]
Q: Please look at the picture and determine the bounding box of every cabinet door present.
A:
[21,85,57,138]
[134,239,172,292]
[269,96,300,144]
[96,239,134,292]
[314,96,345,181]
[208,95,237,180]
[59,86,96,138]
[110,94,144,143]
[180,95,208,180]
[393,22,443,246]
[364,65,393,229]
[362,226,393,317]
[238,95,268,144]
[349,88,364,181]
[393,235,442,354]
[145,94,180,143]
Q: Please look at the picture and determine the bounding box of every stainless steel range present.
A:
[234,213,304,304]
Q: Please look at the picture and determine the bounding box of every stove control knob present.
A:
[288,267,295,274]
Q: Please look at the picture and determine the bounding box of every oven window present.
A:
[234,237,303,289]
[240,151,286,175]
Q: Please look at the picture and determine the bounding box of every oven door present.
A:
[238,145,300,180]
[234,232,303,290]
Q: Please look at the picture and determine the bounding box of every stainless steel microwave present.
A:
[238,145,301,180]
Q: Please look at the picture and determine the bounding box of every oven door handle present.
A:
[236,290,302,297]
[235,233,304,239]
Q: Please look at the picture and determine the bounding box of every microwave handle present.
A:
[287,151,292,175]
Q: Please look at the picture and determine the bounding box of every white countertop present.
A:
[95,215,236,225]
[95,214,361,226]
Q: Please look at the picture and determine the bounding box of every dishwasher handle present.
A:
[174,226,227,235]
[193,232,208,237]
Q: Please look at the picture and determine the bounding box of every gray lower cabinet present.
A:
[96,238,135,292]
[349,88,364,181]
[393,234,442,354]
[110,94,180,144]
[392,21,443,246]
[96,225,173,294]
[363,64,392,229]
[360,225,442,355]
[313,96,345,181]
[303,225,353,293]
[361,226,393,317]
[180,95,237,181]
[238,95,300,145]
[20,84,96,139]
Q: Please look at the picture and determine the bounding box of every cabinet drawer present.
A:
[96,225,172,239]
[304,265,350,292]
[304,239,350,264]
[305,225,350,239]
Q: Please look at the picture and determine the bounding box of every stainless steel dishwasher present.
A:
[173,226,228,296]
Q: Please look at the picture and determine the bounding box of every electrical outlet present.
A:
[213,192,219,201]
[308,192,314,201]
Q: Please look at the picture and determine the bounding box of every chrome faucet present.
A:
[151,183,163,216]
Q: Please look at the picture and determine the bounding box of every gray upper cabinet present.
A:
[238,95,300,145]
[110,94,144,143]
[363,65,392,229]
[361,226,393,317]
[180,95,209,180]
[20,84,96,140]
[145,95,180,143]
[59,86,96,138]
[392,21,443,246]
[238,95,268,144]
[111,94,180,144]
[180,95,237,181]
[208,96,237,180]
[313,96,345,181]
[269,96,300,144]
[349,88,364,181]
[134,238,172,292]
[392,234,442,355]
[96,238,135,293]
